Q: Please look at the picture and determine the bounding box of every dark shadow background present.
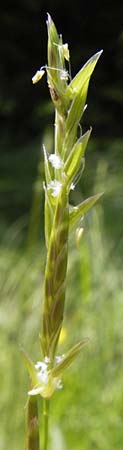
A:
[1,0,123,140]
[0,0,123,230]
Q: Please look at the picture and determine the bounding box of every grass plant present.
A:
[1,204,123,450]
[20,14,104,450]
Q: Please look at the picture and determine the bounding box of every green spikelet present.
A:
[41,179,69,360]
[46,14,68,116]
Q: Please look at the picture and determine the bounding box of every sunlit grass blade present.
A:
[64,129,91,187]
[63,80,89,157]
[52,339,89,377]
[20,347,37,385]
[66,50,103,99]
[69,192,103,231]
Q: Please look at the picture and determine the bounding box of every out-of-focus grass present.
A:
[0,138,123,450]
[0,237,46,450]
[53,206,123,450]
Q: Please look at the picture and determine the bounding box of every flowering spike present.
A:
[24,15,103,449]
[41,179,69,359]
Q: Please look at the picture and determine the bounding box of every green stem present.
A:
[43,399,50,450]
[26,396,40,450]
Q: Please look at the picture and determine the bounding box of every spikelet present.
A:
[41,178,69,360]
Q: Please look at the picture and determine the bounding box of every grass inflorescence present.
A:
[22,14,103,450]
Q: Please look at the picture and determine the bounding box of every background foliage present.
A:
[0,1,123,449]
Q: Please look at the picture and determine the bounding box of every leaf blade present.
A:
[66,50,103,99]
[20,347,37,385]
[64,129,91,186]
[69,192,103,232]
[63,80,89,157]
[52,339,89,377]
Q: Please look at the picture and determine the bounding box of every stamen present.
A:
[47,180,62,197]
[53,42,70,61]
[32,69,45,84]
[55,354,65,364]
[49,154,63,169]
[40,65,69,80]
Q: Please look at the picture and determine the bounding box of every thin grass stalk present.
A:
[43,400,50,450]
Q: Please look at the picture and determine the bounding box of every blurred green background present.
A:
[0,1,123,449]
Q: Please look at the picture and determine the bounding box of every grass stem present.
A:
[43,399,50,450]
